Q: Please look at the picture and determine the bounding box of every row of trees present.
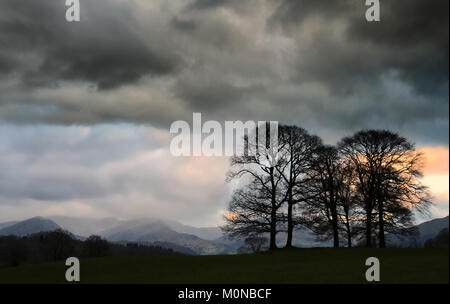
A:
[0,230,181,267]
[222,126,431,249]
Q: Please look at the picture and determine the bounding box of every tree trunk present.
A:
[343,207,352,247]
[285,187,294,248]
[285,202,294,248]
[269,207,277,250]
[330,203,339,248]
[378,203,386,248]
[285,159,294,248]
[269,168,278,250]
[329,178,339,248]
[345,217,352,247]
[332,224,339,247]
[365,206,372,247]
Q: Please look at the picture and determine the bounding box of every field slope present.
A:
[0,248,447,284]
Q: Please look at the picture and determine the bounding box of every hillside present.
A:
[48,216,223,241]
[417,216,449,244]
[0,221,18,230]
[48,216,122,238]
[1,215,448,254]
[103,220,232,255]
[387,216,449,247]
[0,217,61,236]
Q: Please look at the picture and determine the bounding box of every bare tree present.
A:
[300,145,342,247]
[85,235,110,257]
[277,125,322,248]
[223,124,284,250]
[335,162,360,247]
[338,130,431,247]
[222,179,281,241]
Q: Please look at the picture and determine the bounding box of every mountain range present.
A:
[0,217,61,237]
[0,216,238,255]
[416,216,449,243]
[0,215,448,254]
[389,215,449,247]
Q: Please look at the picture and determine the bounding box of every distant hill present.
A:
[48,216,222,241]
[102,220,233,255]
[0,217,226,254]
[0,221,18,230]
[163,220,222,241]
[0,217,61,236]
[387,215,449,247]
[2,215,446,253]
[148,241,198,255]
[46,217,228,254]
[48,216,122,237]
[415,216,449,245]
[0,216,228,255]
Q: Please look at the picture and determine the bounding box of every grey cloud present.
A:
[0,0,447,145]
[187,0,233,10]
[349,0,449,97]
[0,125,230,225]
[174,73,262,112]
[0,0,447,225]
[171,16,199,32]
[270,0,448,97]
[186,0,254,12]
[0,0,180,90]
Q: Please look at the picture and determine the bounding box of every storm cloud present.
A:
[0,0,447,145]
[0,0,447,141]
[0,0,180,90]
[0,0,448,224]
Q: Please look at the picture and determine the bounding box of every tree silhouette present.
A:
[338,130,431,247]
[223,127,431,250]
[277,125,322,247]
[85,235,110,257]
[224,123,284,250]
[301,145,342,247]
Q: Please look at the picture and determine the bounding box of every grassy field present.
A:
[0,248,447,284]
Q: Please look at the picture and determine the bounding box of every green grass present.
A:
[0,248,447,284]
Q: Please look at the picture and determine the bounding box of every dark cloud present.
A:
[270,0,353,22]
[349,0,449,97]
[0,0,180,90]
[270,0,449,97]
[171,16,199,32]
[186,0,250,12]
[174,73,262,112]
[0,0,447,145]
[0,0,447,224]
[260,0,448,143]
[187,0,233,10]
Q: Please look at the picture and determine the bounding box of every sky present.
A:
[0,0,448,227]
